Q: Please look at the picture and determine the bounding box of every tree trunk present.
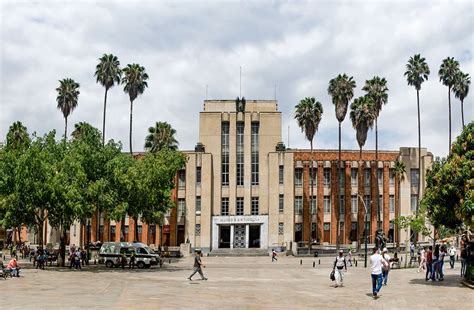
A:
[64,116,68,141]
[37,210,44,246]
[310,139,314,252]
[60,227,67,267]
[121,216,126,242]
[102,88,108,145]
[17,226,22,244]
[336,121,342,251]
[448,86,452,153]
[135,217,139,242]
[129,100,134,154]
[461,99,465,128]
[417,89,421,217]
[375,118,380,230]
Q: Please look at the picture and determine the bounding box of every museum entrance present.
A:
[233,225,246,248]
[249,225,260,248]
[219,225,231,248]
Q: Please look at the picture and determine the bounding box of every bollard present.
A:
[300,259,302,265]
[318,259,320,265]
[313,261,315,268]
[169,259,171,264]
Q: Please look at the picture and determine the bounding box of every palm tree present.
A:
[362,76,388,228]
[5,121,30,151]
[453,71,471,128]
[295,97,323,245]
[56,78,80,139]
[404,54,430,216]
[94,54,122,145]
[350,95,375,262]
[328,73,356,248]
[438,57,460,152]
[145,121,179,152]
[122,63,149,154]
[393,159,406,249]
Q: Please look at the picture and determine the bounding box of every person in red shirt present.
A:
[425,246,433,281]
[6,258,20,277]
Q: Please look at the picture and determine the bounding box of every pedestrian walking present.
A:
[437,245,446,281]
[129,251,136,269]
[431,244,440,281]
[188,250,207,281]
[121,252,127,270]
[272,249,278,262]
[370,247,388,298]
[74,249,82,270]
[418,247,426,273]
[381,248,391,286]
[449,245,456,269]
[347,249,353,267]
[460,235,468,276]
[333,250,347,288]
[425,246,433,281]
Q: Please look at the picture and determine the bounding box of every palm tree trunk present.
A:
[310,140,314,248]
[375,118,380,229]
[64,116,68,140]
[461,99,465,128]
[417,89,421,217]
[358,146,362,252]
[129,100,134,154]
[448,86,452,153]
[102,88,108,145]
[337,121,342,250]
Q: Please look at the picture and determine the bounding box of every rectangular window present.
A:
[339,195,344,214]
[221,122,230,186]
[389,195,395,213]
[324,195,331,213]
[411,169,419,188]
[236,122,244,186]
[295,168,303,187]
[365,168,371,186]
[137,225,142,241]
[279,165,284,185]
[389,168,395,186]
[294,196,303,215]
[312,223,316,233]
[251,123,259,185]
[221,197,229,216]
[310,167,317,186]
[278,223,284,235]
[377,169,383,185]
[351,168,358,186]
[178,170,186,189]
[195,224,201,236]
[351,195,358,214]
[196,166,201,185]
[411,194,418,212]
[324,168,331,186]
[196,196,201,213]
[378,195,383,213]
[279,194,284,214]
[311,196,317,215]
[251,197,259,215]
[236,197,244,216]
[177,198,186,217]
[339,169,345,186]
[110,225,116,242]
[295,223,303,232]
[364,195,371,214]
[324,222,330,231]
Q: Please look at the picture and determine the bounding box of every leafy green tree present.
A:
[362,76,389,224]
[438,57,460,152]
[453,71,471,128]
[5,121,30,152]
[422,122,474,229]
[405,54,430,216]
[395,214,431,267]
[295,97,323,244]
[145,121,179,152]
[122,64,149,154]
[56,78,80,139]
[95,54,122,145]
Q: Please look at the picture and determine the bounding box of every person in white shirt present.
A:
[381,248,391,285]
[418,247,426,273]
[370,247,388,298]
[449,245,456,269]
[333,250,347,287]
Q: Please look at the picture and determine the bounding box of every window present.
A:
[351,222,357,230]
[221,197,229,216]
[411,169,419,188]
[324,168,331,186]
[324,222,330,231]
[195,224,201,236]
[279,194,284,214]
[364,195,371,214]
[351,168,358,186]
[310,196,317,215]
[389,169,395,186]
[251,123,259,185]
[295,168,303,187]
[365,168,371,186]
[137,225,142,241]
[339,195,345,214]
[324,196,331,213]
[221,122,230,186]
[251,197,259,215]
[294,196,303,215]
[389,195,395,213]
[196,167,202,185]
[236,122,244,186]
[278,223,284,235]
[312,223,316,233]
[196,196,201,213]
[279,165,284,185]
[178,199,186,217]
[378,195,383,213]
[310,167,317,186]
[339,169,345,186]
[295,223,303,232]
[110,225,116,242]
[351,195,358,213]
[411,194,418,212]
[377,169,383,185]
[178,170,186,189]
[236,197,244,216]
[339,221,344,230]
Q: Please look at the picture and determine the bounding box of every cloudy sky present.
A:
[1,0,472,158]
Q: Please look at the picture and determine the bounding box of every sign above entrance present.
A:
[213,215,268,225]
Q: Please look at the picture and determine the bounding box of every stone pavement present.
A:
[0,256,471,309]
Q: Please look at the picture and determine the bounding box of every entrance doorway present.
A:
[249,225,260,248]
[233,225,245,248]
[219,225,231,248]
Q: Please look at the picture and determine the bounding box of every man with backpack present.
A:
[333,250,347,288]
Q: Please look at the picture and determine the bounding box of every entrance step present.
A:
[208,248,269,257]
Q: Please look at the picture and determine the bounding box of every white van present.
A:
[99,242,161,269]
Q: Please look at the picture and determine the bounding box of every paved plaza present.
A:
[1,255,472,309]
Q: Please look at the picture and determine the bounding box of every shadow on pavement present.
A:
[408,274,465,288]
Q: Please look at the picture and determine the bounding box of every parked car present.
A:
[99,242,161,269]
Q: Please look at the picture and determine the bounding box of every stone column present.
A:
[245,224,249,248]
[230,225,234,249]
[383,163,390,239]
[317,162,324,242]
[303,162,311,242]
[357,162,365,248]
